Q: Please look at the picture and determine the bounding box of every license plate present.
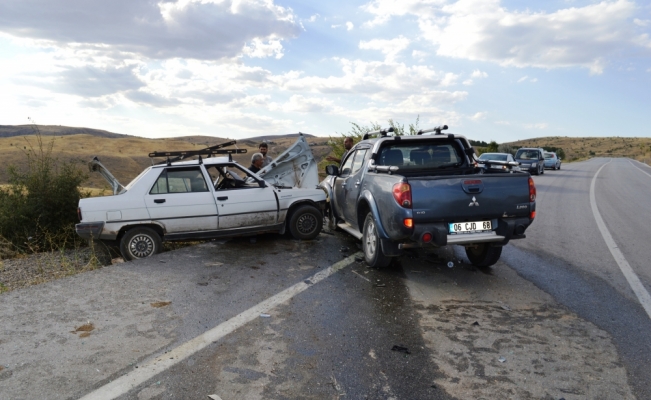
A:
[449,220,492,234]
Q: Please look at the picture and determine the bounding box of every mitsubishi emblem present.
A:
[469,196,479,207]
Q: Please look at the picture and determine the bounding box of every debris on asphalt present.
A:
[374,283,386,288]
[354,255,364,262]
[447,261,454,268]
[304,279,313,285]
[391,345,411,354]
[207,395,223,400]
[197,282,208,286]
[260,314,271,318]
[498,356,506,363]
[72,322,95,338]
[150,301,172,308]
[0,366,4,372]
[500,304,512,311]
[204,262,224,267]
[321,230,334,235]
[472,321,480,326]
[340,246,349,252]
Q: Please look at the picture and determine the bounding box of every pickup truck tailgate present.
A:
[410,174,531,222]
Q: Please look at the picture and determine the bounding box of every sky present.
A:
[0,0,650,143]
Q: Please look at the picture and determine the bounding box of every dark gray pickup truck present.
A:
[319,126,536,268]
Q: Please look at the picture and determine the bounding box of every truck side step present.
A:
[337,222,363,240]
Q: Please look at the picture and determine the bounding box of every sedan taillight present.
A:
[77,207,82,221]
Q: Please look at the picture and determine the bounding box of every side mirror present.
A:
[326,164,339,176]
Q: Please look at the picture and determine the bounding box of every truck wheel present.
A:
[120,227,162,261]
[362,213,391,268]
[465,244,502,267]
[289,205,323,240]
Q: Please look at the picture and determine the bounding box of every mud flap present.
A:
[380,238,402,257]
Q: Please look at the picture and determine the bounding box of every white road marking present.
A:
[591,161,651,320]
[79,253,362,400]
[628,159,651,178]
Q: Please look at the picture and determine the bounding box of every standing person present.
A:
[326,137,354,164]
[258,142,273,167]
[249,153,264,173]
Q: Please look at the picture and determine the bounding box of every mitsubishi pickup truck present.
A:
[76,135,326,260]
[320,126,536,268]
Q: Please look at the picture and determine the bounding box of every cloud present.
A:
[363,0,649,73]
[274,95,334,113]
[471,70,488,78]
[470,111,487,120]
[517,76,537,83]
[359,36,410,62]
[524,123,548,129]
[0,0,300,60]
[52,65,145,97]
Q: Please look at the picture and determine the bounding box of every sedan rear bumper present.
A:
[75,222,105,240]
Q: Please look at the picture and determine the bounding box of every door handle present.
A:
[217,196,228,201]
[154,199,166,204]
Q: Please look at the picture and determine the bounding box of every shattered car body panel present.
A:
[76,135,326,260]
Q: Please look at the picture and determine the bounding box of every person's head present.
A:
[251,153,264,168]
[344,137,353,150]
[258,142,268,156]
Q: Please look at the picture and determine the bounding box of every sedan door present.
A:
[145,166,218,233]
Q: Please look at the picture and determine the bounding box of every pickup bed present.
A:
[76,135,326,260]
[319,127,536,268]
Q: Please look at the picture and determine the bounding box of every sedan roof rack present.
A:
[149,140,248,165]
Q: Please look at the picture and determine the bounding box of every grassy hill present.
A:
[503,136,651,164]
[2,125,650,191]
[0,126,333,190]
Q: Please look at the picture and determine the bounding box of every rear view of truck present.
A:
[321,126,536,268]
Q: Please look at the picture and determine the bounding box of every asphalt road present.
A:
[1,157,649,400]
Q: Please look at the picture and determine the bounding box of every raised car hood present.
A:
[258,134,319,189]
[88,157,125,195]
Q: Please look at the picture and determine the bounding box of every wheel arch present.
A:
[117,223,165,242]
[357,191,389,238]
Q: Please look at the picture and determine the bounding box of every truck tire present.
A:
[465,244,502,267]
[289,205,323,240]
[120,227,162,261]
[362,213,391,268]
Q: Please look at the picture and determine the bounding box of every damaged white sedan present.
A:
[76,135,326,260]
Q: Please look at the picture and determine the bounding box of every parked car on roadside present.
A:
[515,147,545,175]
[477,152,521,172]
[543,152,561,170]
[76,135,326,261]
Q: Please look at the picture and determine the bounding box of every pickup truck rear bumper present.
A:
[75,222,105,240]
[401,217,531,248]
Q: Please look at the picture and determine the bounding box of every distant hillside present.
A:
[504,136,651,163]
[0,125,130,139]
[0,126,332,189]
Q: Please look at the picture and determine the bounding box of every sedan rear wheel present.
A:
[120,227,162,261]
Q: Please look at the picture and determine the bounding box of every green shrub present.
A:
[0,125,88,253]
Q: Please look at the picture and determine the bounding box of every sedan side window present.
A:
[150,167,209,194]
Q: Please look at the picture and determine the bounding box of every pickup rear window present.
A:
[377,141,465,170]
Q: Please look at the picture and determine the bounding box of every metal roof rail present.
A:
[417,125,448,135]
[362,127,395,140]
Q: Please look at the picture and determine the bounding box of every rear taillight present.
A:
[77,207,82,221]
[392,182,412,208]
[528,177,536,202]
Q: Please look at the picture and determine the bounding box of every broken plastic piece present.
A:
[355,256,364,262]
[498,356,506,363]
[260,314,271,318]
[208,395,223,400]
[472,321,480,326]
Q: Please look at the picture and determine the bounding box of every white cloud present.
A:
[412,50,428,61]
[346,22,355,31]
[471,69,488,78]
[359,36,410,62]
[274,95,335,113]
[242,37,285,59]
[0,0,300,61]
[363,0,648,73]
[470,112,487,120]
[308,14,320,23]
[517,76,538,83]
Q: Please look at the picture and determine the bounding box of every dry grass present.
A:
[506,136,651,163]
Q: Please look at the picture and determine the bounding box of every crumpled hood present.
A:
[257,134,319,189]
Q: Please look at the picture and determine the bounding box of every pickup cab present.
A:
[319,126,536,268]
[76,135,326,260]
